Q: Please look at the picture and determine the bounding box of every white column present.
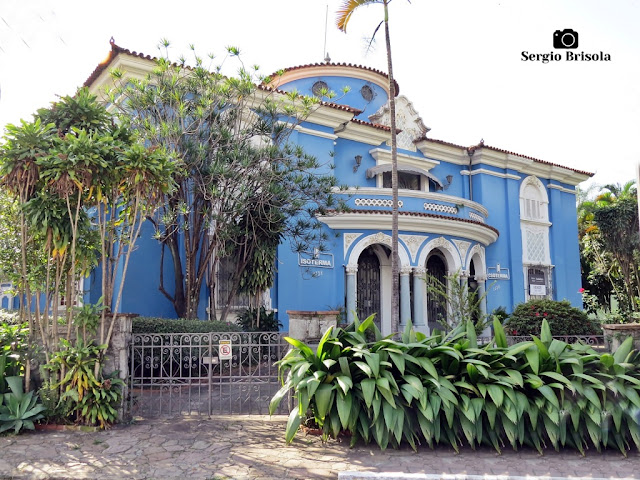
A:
[345,265,358,324]
[400,266,412,331]
[413,266,427,334]
[476,274,491,337]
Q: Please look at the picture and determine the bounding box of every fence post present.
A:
[103,313,135,422]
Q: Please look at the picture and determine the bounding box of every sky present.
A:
[0,0,639,191]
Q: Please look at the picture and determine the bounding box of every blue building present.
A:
[85,44,592,335]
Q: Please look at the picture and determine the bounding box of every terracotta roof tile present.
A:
[350,118,392,132]
[417,136,594,177]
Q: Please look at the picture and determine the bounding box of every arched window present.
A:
[519,176,552,299]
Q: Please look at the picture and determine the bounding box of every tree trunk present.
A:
[384,1,400,335]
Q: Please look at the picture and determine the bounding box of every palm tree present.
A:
[337,0,403,334]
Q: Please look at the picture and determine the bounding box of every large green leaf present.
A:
[540,319,552,344]
[336,391,353,429]
[360,378,376,408]
[284,337,315,359]
[613,336,634,364]
[525,346,540,374]
[487,384,504,408]
[336,375,353,395]
[388,351,405,375]
[314,383,334,421]
[493,317,508,348]
[285,409,301,444]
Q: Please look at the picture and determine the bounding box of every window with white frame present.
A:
[519,176,552,299]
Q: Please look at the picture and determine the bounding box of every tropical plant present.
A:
[0,322,28,393]
[236,307,282,332]
[0,87,174,387]
[271,316,640,456]
[0,376,45,434]
[505,299,601,336]
[337,0,407,334]
[45,340,122,428]
[105,41,346,320]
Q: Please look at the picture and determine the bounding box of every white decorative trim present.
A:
[294,124,338,140]
[345,232,411,267]
[335,122,390,145]
[413,266,426,276]
[335,187,489,217]
[469,212,485,223]
[369,148,439,171]
[417,237,462,272]
[547,184,577,194]
[345,265,359,275]
[399,234,428,263]
[466,244,486,276]
[355,198,403,208]
[460,168,522,180]
[320,213,498,246]
[400,266,413,276]
[452,240,471,264]
[343,233,363,254]
[368,96,430,152]
[424,203,457,214]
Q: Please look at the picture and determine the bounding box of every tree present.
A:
[106,42,346,320]
[578,181,639,316]
[0,88,173,378]
[337,0,405,334]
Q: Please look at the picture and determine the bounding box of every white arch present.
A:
[520,175,549,222]
[416,236,461,272]
[466,244,486,277]
[346,232,411,267]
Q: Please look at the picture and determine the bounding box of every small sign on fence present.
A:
[219,340,232,360]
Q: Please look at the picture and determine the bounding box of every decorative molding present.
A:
[345,265,359,275]
[475,275,488,282]
[343,233,362,253]
[467,244,486,275]
[345,232,411,267]
[335,121,390,145]
[424,203,457,214]
[335,187,489,217]
[399,234,428,263]
[452,240,471,264]
[469,212,485,223]
[413,266,426,276]
[355,198,403,208]
[369,148,439,171]
[369,96,430,152]
[547,184,577,194]
[418,237,462,272]
[320,213,499,246]
[460,168,522,181]
[400,266,413,276]
[294,124,338,140]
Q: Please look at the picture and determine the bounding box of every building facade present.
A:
[85,44,591,334]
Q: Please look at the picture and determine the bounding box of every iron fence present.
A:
[478,334,608,350]
[129,331,290,417]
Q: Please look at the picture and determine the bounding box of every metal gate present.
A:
[426,254,447,332]
[357,247,381,327]
[129,331,290,417]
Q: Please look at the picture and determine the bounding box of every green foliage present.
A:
[45,340,122,428]
[236,307,282,332]
[132,317,242,334]
[272,317,640,455]
[106,42,347,319]
[0,322,28,393]
[0,376,45,434]
[505,299,601,336]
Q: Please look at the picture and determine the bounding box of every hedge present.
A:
[132,317,242,334]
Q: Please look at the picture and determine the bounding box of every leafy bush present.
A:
[271,316,640,455]
[132,317,242,334]
[504,299,601,336]
[45,340,123,429]
[0,322,28,393]
[0,376,45,434]
[236,307,282,332]
[0,310,20,325]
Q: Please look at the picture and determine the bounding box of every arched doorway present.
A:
[357,246,383,330]
[426,251,447,332]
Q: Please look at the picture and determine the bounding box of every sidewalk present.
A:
[1,415,638,480]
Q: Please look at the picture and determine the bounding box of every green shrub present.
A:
[0,322,28,393]
[132,317,242,334]
[271,316,640,455]
[0,310,20,325]
[236,307,282,332]
[504,299,600,336]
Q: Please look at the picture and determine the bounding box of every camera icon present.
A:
[553,29,579,49]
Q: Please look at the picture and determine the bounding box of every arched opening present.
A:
[468,259,479,324]
[426,250,447,332]
[357,245,386,330]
